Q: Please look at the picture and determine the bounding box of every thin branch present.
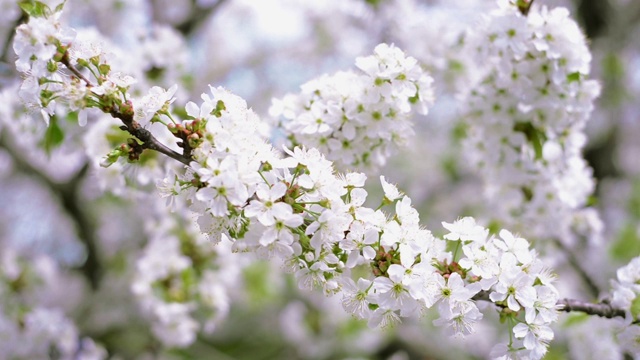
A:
[110,110,192,166]
[557,298,627,320]
[0,12,27,64]
[59,55,192,166]
[62,52,93,85]
[474,290,632,322]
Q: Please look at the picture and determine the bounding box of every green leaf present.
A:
[18,1,50,17]
[487,220,502,235]
[610,223,640,262]
[603,52,625,80]
[566,72,582,83]
[451,121,468,140]
[628,180,640,219]
[631,296,640,320]
[55,1,66,13]
[448,59,464,73]
[513,121,547,160]
[41,115,64,155]
[562,313,589,328]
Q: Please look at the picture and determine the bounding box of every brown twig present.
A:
[0,12,27,64]
[556,298,627,319]
[110,110,192,166]
[473,290,631,321]
[59,55,192,166]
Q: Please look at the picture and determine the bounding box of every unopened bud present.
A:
[120,100,134,118]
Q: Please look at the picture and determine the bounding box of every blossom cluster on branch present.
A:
[4,0,640,359]
[270,43,434,171]
[461,2,602,245]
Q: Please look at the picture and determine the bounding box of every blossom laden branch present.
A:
[57,52,192,166]
[10,2,640,359]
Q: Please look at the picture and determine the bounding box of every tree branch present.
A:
[556,298,628,320]
[59,55,192,166]
[473,290,632,321]
[110,110,192,166]
[0,12,26,64]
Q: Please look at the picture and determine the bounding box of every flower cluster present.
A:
[461,3,601,243]
[13,4,77,124]
[131,213,243,348]
[610,256,640,357]
[159,85,559,357]
[270,43,434,171]
[610,256,640,316]
[12,2,621,359]
[443,217,559,359]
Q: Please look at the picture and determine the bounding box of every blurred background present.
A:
[0,0,639,359]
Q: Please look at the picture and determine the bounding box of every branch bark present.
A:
[59,56,192,166]
[473,290,630,321]
[556,298,627,319]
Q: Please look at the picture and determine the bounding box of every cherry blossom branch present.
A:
[473,290,631,321]
[109,110,192,166]
[60,52,93,85]
[59,55,192,166]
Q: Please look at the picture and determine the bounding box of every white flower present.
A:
[380,176,403,201]
[372,264,420,317]
[458,242,500,280]
[496,229,532,264]
[133,85,178,126]
[273,44,433,171]
[617,256,640,287]
[257,208,303,247]
[367,308,401,328]
[433,301,483,337]
[513,318,554,359]
[618,325,640,357]
[151,303,199,347]
[490,261,536,312]
[525,285,559,324]
[442,217,489,243]
[244,182,292,226]
[341,278,372,319]
[432,272,479,311]
[341,220,378,268]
